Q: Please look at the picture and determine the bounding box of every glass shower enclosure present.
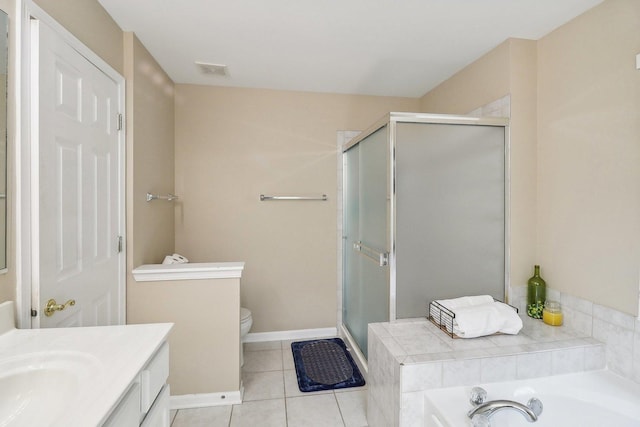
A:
[342,113,509,359]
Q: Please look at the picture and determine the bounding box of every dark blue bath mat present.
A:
[291,338,365,392]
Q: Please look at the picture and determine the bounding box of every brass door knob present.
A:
[44,298,76,317]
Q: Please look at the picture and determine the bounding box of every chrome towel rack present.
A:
[146,193,179,202]
[260,194,327,201]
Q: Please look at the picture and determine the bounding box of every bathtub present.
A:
[424,370,640,426]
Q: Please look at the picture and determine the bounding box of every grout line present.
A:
[333,391,347,427]
[283,381,290,427]
[227,404,234,427]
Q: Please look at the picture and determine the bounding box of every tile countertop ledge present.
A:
[132,262,245,281]
[0,316,173,426]
[370,314,605,365]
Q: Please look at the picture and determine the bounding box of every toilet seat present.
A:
[239,307,252,367]
[241,307,252,323]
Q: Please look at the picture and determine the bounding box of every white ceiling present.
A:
[98,0,603,98]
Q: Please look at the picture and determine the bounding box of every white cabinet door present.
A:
[141,385,171,427]
[141,343,170,414]
[103,383,141,427]
[32,18,123,328]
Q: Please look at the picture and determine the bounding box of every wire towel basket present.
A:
[427,299,518,339]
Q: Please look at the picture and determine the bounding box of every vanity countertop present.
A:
[0,320,173,426]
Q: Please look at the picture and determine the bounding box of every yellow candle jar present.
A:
[542,301,563,326]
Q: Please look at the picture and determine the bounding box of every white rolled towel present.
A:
[452,301,522,338]
[430,295,495,332]
[436,295,494,311]
[162,253,189,264]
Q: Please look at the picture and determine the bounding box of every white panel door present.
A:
[33,19,123,328]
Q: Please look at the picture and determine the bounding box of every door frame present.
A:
[16,1,126,328]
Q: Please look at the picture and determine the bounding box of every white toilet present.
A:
[240,307,253,367]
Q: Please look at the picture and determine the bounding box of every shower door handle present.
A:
[353,241,389,267]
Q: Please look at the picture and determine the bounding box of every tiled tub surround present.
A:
[510,285,640,383]
[367,315,606,427]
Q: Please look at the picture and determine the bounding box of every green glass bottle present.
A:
[526,265,546,319]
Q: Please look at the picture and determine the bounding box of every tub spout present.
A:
[467,398,543,423]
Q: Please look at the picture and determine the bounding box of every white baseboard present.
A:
[170,390,242,409]
[244,327,338,343]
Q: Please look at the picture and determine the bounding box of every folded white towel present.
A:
[452,301,522,338]
[437,295,495,311]
[162,253,189,265]
[430,295,495,331]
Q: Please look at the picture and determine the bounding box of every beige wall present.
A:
[420,40,511,114]
[420,0,639,316]
[0,0,16,304]
[174,85,419,332]
[127,277,240,395]
[507,39,539,291]
[419,38,539,294]
[537,0,640,315]
[33,0,123,74]
[123,33,176,321]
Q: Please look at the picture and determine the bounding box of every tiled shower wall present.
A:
[511,285,640,384]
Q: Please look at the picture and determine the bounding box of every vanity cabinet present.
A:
[104,342,171,427]
[103,383,141,427]
[0,305,173,427]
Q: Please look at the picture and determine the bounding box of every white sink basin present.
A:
[0,351,101,426]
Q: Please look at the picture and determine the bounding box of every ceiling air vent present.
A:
[195,62,229,76]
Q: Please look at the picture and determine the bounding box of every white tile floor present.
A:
[170,339,369,427]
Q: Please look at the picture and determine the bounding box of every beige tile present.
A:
[283,346,295,370]
[281,339,296,350]
[333,382,368,393]
[286,394,345,427]
[442,358,481,387]
[335,390,368,427]
[172,406,232,427]
[230,399,287,427]
[400,391,425,427]
[516,351,552,379]
[400,362,442,392]
[242,349,283,372]
[382,321,430,337]
[284,369,333,398]
[487,333,535,347]
[244,341,282,351]
[394,333,452,355]
[480,355,517,383]
[242,370,285,401]
[551,347,585,375]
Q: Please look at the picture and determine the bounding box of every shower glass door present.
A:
[343,126,389,358]
[394,122,506,318]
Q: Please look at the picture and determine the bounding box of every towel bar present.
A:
[146,193,179,202]
[260,194,327,201]
[353,241,389,267]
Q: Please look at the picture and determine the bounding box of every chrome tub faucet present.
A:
[467,386,543,425]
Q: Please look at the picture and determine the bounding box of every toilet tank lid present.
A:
[241,307,252,321]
